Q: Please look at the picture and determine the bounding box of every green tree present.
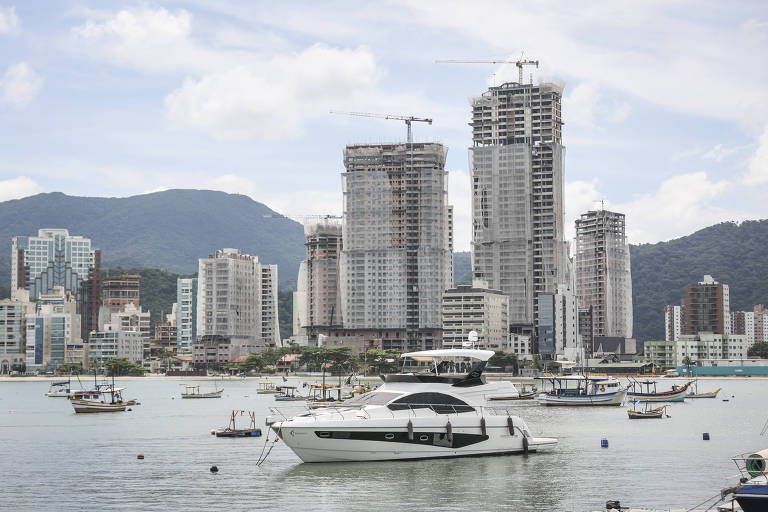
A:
[748,343,768,358]
[238,354,267,373]
[57,363,84,375]
[363,349,400,375]
[104,358,146,376]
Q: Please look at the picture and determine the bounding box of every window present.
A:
[387,392,474,414]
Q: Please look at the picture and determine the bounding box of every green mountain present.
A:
[0,190,305,289]
[630,220,768,341]
[453,251,471,286]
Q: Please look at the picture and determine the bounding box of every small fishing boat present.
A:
[536,375,627,406]
[212,410,262,437]
[687,379,721,399]
[256,381,280,394]
[627,379,692,402]
[274,386,305,401]
[69,374,132,413]
[627,401,669,419]
[181,384,223,399]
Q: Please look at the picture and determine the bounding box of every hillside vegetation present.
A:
[0,190,305,288]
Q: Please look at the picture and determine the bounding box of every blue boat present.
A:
[729,449,768,512]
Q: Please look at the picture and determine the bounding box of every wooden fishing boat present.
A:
[536,376,627,406]
[212,410,262,437]
[181,384,223,399]
[256,381,280,394]
[627,379,692,402]
[627,403,669,419]
[69,374,132,413]
[274,385,305,401]
[688,387,721,398]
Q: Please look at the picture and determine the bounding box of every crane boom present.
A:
[436,54,539,85]
[329,110,432,143]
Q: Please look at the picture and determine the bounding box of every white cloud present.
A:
[164,43,380,140]
[564,179,605,241]
[0,176,42,202]
[1,62,43,108]
[607,102,630,123]
[0,5,19,35]
[703,143,743,163]
[564,82,599,127]
[743,125,768,185]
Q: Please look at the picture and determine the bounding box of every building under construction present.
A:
[340,142,453,352]
[470,80,568,345]
[294,218,343,339]
[574,209,633,339]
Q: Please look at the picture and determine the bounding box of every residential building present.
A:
[296,218,343,341]
[665,304,685,342]
[176,277,197,352]
[196,248,280,355]
[469,79,568,349]
[99,274,140,323]
[88,324,143,367]
[508,333,532,359]
[574,209,633,339]
[644,332,749,368]
[441,281,509,350]
[730,310,755,345]
[11,229,100,301]
[0,290,35,373]
[340,142,452,352]
[683,275,730,335]
[755,305,768,343]
[25,287,82,371]
[578,306,594,356]
[192,335,232,369]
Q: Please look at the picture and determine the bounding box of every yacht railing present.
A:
[268,404,527,423]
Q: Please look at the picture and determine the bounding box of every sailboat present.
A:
[45,373,85,397]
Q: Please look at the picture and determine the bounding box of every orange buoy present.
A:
[137,454,144,459]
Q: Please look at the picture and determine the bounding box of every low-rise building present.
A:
[442,282,508,350]
[644,332,750,368]
[87,324,144,366]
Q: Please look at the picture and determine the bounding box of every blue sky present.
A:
[1,1,766,251]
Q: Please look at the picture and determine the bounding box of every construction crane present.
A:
[329,111,432,143]
[435,54,539,85]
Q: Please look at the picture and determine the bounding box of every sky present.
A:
[1,1,767,252]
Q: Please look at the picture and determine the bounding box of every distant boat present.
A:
[69,373,132,413]
[256,381,280,394]
[627,401,669,419]
[688,379,721,398]
[212,410,262,437]
[627,379,692,402]
[274,385,305,401]
[536,376,627,406]
[45,376,85,398]
[181,384,223,399]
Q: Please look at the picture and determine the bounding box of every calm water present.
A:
[1,377,766,511]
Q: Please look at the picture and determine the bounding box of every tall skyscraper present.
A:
[340,143,452,352]
[11,229,100,301]
[683,275,730,335]
[176,277,197,352]
[574,209,633,338]
[196,248,280,354]
[469,80,567,348]
[295,219,343,340]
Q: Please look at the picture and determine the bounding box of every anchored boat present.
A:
[212,410,262,437]
[536,375,627,406]
[181,384,223,399]
[627,379,692,402]
[266,349,556,462]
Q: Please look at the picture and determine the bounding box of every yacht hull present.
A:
[537,390,626,406]
[273,417,556,463]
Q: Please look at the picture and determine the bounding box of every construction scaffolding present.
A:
[341,142,452,351]
[469,81,567,337]
[574,209,633,338]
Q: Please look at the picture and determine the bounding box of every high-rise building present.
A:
[101,274,140,311]
[574,209,633,339]
[683,275,730,335]
[0,290,35,373]
[196,249,280,355]
[11,229,100,301]
[340,143,452,352]
[469,80,567,348]
[176,278,197,352]
[25,286,82,371]
[665,304,685,341]
[731,305,768,345]
[296,219,343,340]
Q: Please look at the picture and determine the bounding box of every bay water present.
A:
[1,377,765,511]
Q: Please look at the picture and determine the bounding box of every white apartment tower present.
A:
[340,143,453,352]
[469,80,567,347]
[574,209,633,338]
[665,304,685,342]
[197,249,280,353]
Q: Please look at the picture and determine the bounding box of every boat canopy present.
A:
[401,349,495,362]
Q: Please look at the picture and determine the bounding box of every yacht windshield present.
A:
[342,391,403,406]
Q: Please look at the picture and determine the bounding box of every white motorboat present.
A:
[267,349,557,462]
[536,375,627,406]
[45,379,85,397]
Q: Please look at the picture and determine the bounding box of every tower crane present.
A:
[435,54,539,85]
[329,111,432,143]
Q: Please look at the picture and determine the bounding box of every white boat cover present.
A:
[400,349,495,362]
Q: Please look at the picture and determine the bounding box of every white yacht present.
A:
[267,349,557,462]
